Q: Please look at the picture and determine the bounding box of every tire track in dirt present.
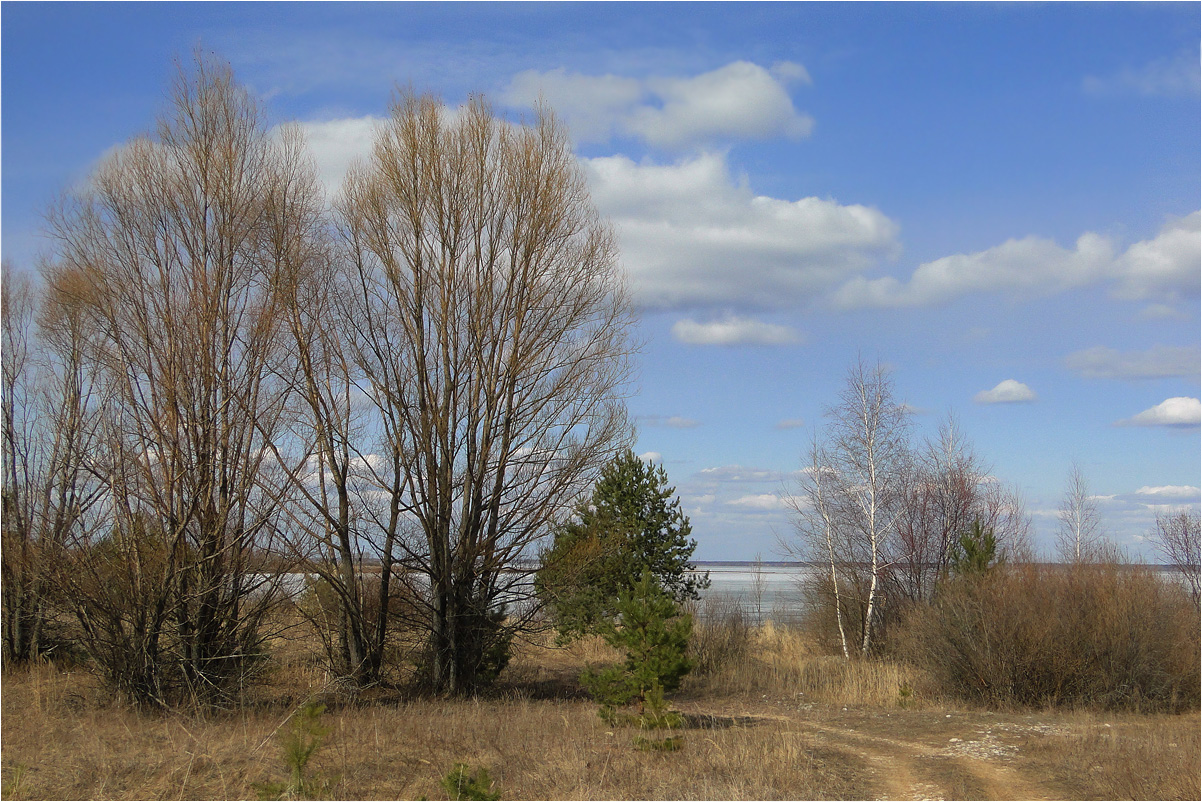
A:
[795,718,1051,801]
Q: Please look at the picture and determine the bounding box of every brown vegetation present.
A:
[3,611,1199,801]
[896,561,1201,712]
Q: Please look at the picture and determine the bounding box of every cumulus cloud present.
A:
[501,69,643,143]
[293,116,381,196]
[726,493,793,511]
[1131,485,1202,502]
[1111,212,1202,305]
[639,451,663,463]
[1065,344,1201,380]
[288,118,899,311]
[585,152,900,309]
[1116,397,1202,428]
[1083,51,1202,98]
[671,314,802,346]
[834,232,1115,309]
[832,212,1200,310]
[502,61,813,149]
[974,380,1037,405]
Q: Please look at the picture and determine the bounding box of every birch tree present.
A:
[1056,462,1103,562]
[338,93,635,694]
[789,435,850,658]
[794,359,911,657]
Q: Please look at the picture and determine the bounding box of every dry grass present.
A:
[0,658,855,800]
[1018,710,1202,801]
[684,617,929,710]
[2,622,1198,800]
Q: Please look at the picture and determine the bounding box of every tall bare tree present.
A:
[46,56,306,706]
[338,93,635,693]
[265,166,407,686]
[1056,462,1103,562]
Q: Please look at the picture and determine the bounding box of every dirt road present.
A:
[677,700,1200,801]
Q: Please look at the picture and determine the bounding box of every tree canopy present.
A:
[537,450,707,639]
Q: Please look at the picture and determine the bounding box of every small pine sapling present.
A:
[948,519,1002,578]
[581,570,693,734]
[440,763,501,801]
[255,700,337,800]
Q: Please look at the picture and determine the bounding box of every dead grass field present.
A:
[2,622,1198,800]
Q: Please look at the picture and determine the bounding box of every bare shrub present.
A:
[1151,510,1200,605]
[687,593,752,677]
[898,562,1200,712]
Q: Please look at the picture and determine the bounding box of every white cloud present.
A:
[671,314,802,346]
[502,69,643,143]
[834,232,1115,308]
[639,415,701,429]
[502,61,813,149]
[775,418,807,430]
[1083,51,1202,98]
[1116,397,1202,428]
[698,465,781,483]
[293,116,381,196]
[639,451,663,464]
[287,118,898,312]
[585,152,900,309]
[974,380,1037,405]
[832,212,1200,310]
[1132,485,1201,502]
[1065,345,1201,380]
[1111,212,1202,305]
[727,493,792,511]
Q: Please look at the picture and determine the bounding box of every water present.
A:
[270,562,1193,627]
[690,563,821,625]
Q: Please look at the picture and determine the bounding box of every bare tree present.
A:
[2,269,106,665]
[46,56,305,706]
[265,169,409,686]
[793,359,911,657]
[1056,462,1103,562]
[890,415,1033,603]
[790,437,851,658]
[338,93,636,693]
[1150,510,1200,605]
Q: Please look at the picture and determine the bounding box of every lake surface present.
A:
[271,562,1192,628]
[689,562,820,625]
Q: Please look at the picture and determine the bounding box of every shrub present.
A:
[687,592,752,677]
[898,561,1201,711]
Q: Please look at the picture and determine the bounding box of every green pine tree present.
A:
[537,450,708,639]
[948,519,1002,578]
[581,570,694,727]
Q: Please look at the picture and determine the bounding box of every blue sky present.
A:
[4,2,1199,560]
